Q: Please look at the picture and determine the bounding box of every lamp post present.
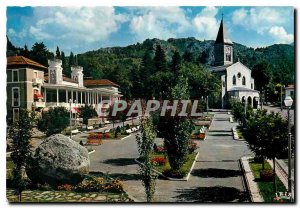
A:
[284,96,293,201]
[69,99,72,139]
[206,95,209,115]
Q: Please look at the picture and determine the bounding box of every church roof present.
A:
[228,87,258,92]
[209,63,233,72]
[215,17,233,45]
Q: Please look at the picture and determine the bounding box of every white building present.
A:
[209,17,260,108]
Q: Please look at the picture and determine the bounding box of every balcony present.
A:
[34,101,46,108]
[33,78,43,85]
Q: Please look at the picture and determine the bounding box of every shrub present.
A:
[87,133,103,140]
[151,157,166,166]
[37,107,69,136]
[57,184,73,191]
[260,170,275,182]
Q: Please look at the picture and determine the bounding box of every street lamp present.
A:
[284,96,293,201]
[206,95,209,115]
[69,99,73,139]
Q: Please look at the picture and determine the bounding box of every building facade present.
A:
[7,56,121,122]
[209,17,260,108]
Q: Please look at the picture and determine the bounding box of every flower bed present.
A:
[137,152,198,179]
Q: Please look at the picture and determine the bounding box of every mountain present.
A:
[7,37,295,87]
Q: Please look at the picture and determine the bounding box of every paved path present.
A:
[89,112,253,202]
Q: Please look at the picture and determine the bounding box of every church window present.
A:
[237,72,241,78]
[251,83,253,89]
[233,75,236,85]
[242,76,246,85]
[222,81,225,87]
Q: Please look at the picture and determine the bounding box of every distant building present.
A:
[285,84,294,99]
[209,17,260,109]
[7,56,121,122]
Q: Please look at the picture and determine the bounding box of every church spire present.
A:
[215,16,232,45]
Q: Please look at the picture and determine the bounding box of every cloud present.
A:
[129,7,191,41]
[192,7,219,40]
[232,7,292,35]
[29,7,128,45]
[269,26,294,44]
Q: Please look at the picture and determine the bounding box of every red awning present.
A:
[34,93,43,99]
[73,107,80,113]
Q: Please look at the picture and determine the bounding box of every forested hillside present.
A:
[7,36,294,102]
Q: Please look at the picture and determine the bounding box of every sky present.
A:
[6,6,294,54]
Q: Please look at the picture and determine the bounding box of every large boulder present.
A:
[26,134,90,186]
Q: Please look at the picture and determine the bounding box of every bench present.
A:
[126,129,133,134]
[104,129,110,133]
[131,127,137,132]
[104,120,110,124]
[87,126,94,130]
[136,125,140,130]
[71,129,80,134]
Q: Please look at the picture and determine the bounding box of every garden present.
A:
[137,142,198,179]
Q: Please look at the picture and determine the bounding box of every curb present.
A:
[232,127,244,141]
[88,150,95,155]
[240,156,264,202]
[134,152,199,181]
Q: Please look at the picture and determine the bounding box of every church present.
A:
[209,17,260,109]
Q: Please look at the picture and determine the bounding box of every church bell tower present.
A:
[214,16,233,66]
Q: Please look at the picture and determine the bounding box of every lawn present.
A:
[248,159,287,202]
[138,151,197,179]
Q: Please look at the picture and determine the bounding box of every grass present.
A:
[248,159,287,202]
[236,126,244,139]
[138,151,197,178]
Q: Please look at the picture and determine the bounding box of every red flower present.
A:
[151,157,166,166]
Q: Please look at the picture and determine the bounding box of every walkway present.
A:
[89,112,253,202]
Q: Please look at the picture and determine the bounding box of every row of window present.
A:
[11,69,38,82]
[233,75,246,86]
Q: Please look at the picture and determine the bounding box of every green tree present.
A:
[156,76,193,171]
[61,51,67,72]
[136,116,157,202]
[8,109,34,201]
[21,44,30,58]
[78,105,98,125]
[140,49,154,99]
[30,42,54,66]
[244,110,288,192]
[170,50,181,74]
[153,45,167,72]
[251,60,272,91]
[56,46,61,59]
[198,49,208,65]
[37,107,69,136]
[182,51,194,63]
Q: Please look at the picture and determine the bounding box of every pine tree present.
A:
[140,49,154,98]
[171,50,181,73]
[198,49,208,65]
[9,109,34,201]
[21,44,30,58]
[153,45,167,72]
[56,46,61,59]
[61,51,67,71]
[182,51,194,63]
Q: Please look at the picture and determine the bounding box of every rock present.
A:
[26,134,90,186]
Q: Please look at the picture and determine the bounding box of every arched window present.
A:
[242,76,246,85]
[233,75,236,85]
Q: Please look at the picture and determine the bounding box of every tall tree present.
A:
[140,49,154,99]
[21,44,30,58]
[8,109,34,201]
[78,105,98,125]
[182,51,194,63]
[251,60,272,91]
[55,46,61,59]
[198,49,208,65]
[61,51,67,72]
[136,116,157,202]
[153,45,167,72]
[30,42,54,66]
[170,50,181,74]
